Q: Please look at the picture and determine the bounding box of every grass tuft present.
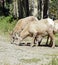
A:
[20,58,41,63]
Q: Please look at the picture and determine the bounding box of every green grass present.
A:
[55,39,58,45]
[55,34,58,45]
[21,58,41,63]
[0,16,17,35]
[48,56,58,65]
[52,57,58,65]
[55,34,58,37]
[21,57,58,65]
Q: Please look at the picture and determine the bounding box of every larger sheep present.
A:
[11,16,39,44]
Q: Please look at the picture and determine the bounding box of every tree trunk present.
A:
[18,0,29,18]
[39,0,49,19]
[25,0,29,16]
[29,0,34,15]
[2,0,5,15]
[16,0,19,18]
[37,0,41,19]
[39,0,44,19]
[41,0,44,19]
[22,0,29,17]
[13,0,19,18]
[43,0,49,19]
[29,0,38,17]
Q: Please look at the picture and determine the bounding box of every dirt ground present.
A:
[0,35,58,65]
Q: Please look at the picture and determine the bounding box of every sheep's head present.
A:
[11,32,22,45]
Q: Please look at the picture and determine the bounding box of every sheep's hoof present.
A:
[52,46,55,48]
[49,43,52,47]
[27,43,31,46]
[19,43,25,46]
[46,43,48,46]
[31,44,36,47]
[32,45,36,47]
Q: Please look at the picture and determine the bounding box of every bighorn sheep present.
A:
[11,16,39,44]
[12,18,55,48]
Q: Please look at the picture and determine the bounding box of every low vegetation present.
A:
[48,56,58,65]
[21,58,41,63]
[0,15,17,35]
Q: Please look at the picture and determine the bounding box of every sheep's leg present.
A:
[48,31,55,48]
[38,38,43,46]
[46,35,49,46]
[34,39,38,46]
[31,33,37,47]
[49,38,53,47]
[51,36,55,48]
[35,35,43,46]
[37,35,43,46]
[34,39,41,46]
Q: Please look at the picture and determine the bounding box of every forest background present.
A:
[0,0,58,34]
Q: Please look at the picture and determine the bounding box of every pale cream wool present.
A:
[47,18,54,27]
[55,23,58,30]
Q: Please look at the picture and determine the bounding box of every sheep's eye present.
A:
[13,37,15,39]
